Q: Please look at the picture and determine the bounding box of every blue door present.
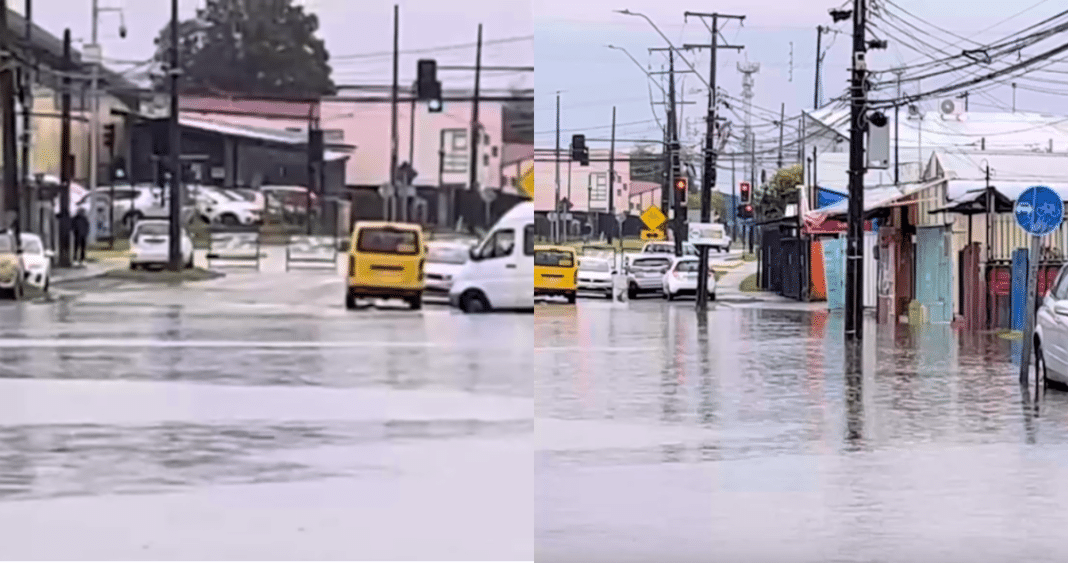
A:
[915,226,953,324]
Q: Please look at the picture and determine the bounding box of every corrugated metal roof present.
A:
[178,116,351,161]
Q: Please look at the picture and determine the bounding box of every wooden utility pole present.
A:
[468,24,483,205]
[845,0,868,347]
[58,29,72,267]
[0,0,19,257]
[777,102,785,170]
[167,0,182,271]
[683,10,745,310]
[607,106,617,244]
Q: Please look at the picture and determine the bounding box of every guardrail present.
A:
[285,235,339,272]
[206,232,262,271]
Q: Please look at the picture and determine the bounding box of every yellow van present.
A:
[346,221,426,310]
[534,245,578,304]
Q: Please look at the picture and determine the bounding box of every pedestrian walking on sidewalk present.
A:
[73,208,89,265]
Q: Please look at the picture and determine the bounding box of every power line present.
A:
[330,35,532,61]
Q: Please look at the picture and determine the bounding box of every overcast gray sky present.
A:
[27,0,533,91]
[535,0,1068,154]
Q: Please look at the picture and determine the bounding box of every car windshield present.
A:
[427,246,467,264]
[357,227,419,254]
[20,237,42,254]
[580,259,610,272]
[535,250,575,267]
[632,258,670,270]
[645,244,672,253]
[135,223,169,237]
[676,260,700,272]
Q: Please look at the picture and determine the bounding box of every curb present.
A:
[52,270,110,285]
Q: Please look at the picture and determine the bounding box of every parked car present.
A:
[424,241,470,297]
[262,185,319,219]
[193,186,263,226]
[1033,263,1068,386]
[17,233,52,292]
[0,233,20,298]
[129,220,194,269]
[642,241,698,257]
[78,184,197,230]
[625,253,673,299]
[578,256,615,298]
[662,255,716,301]
[233,188,268,212]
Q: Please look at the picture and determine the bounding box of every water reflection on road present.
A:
[537,302,1068,562]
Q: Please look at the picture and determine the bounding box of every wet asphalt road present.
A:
[0,263,532,560]
[537,299,1068,563]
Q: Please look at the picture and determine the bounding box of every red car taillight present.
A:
[348,255,355,276]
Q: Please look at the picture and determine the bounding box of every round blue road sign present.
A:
[1014,185,1064,237]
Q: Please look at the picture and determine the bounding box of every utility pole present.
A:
[667,50,680,255]
[389,5,399,222]
[893,68,903,186]
[468,24,483,215]
[777,103,785,170]
[553,92,560,244]
[58,29,72,267]
[88,0,101,215]
[167,0,182,271]
[683,10,745,310]
[845,0,868,346]
[0,0,18,265]
[608,106,617,244]
[648,47,675,238]
[20,0,31,235]
[731,156,737,240]
[737,60,760,207]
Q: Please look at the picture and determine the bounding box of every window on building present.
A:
[491,146,499,158]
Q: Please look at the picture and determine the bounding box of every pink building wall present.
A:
[179,95,507,189]
[533,149,632,213]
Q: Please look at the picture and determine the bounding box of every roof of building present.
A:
[629,180,660,196]
[179,116,351,161]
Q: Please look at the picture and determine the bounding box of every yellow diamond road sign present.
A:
[519,167,533,199]
[640,206,667,230]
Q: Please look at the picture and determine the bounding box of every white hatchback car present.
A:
[662,255,717,301]
[18,233,53,292]
[578,256,615,298]
[130,220,194,270]
[424,241,470,297]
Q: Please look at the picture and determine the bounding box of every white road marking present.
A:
[0,338,465,349]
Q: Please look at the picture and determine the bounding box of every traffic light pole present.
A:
[683,10,744,311]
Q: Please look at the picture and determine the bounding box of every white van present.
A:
[449,201,534,313]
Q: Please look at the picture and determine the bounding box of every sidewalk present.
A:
[715,258,827,311]
[52,251,131,284]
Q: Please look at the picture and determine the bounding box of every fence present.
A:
[285,235,340,272]
[206,232,262,271]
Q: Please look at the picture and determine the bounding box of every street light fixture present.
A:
[605,44,667,96]
[613,8,713,91]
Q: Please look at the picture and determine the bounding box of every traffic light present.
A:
[416,59,443,112]
[737,203,754,219]
[674,177,688,197]
[740,181,751,204]
[571,134,589,166]
[103,123,115,150]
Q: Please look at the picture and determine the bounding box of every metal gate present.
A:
[915,226,953,324]
[780,237,804,300]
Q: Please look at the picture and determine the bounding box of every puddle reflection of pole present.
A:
[697,311,714,425]
[661,303,680,423]
[1020,382,1038,445]
[844,341,864,449]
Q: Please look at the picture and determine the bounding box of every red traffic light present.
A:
[675,178,687,192]
[739,181,751,203]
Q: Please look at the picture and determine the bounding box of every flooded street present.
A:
[536,300,1068,563]
[0,273,532,560]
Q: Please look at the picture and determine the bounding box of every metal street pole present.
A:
[389,4,399,222]
[814,26,823,109]
[845,0,868,347]
[468,24,483,214]
[667,50,680,255]
[88,0,100,222]
[608,106,617,244]
[553,92,560,244]
[1021,233,1042,384]
[683,11,745,310]
[777,103,785,170]
[167,0,182,271]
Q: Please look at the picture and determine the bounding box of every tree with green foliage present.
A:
[757,164,804,219]
[153,0,335,97]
